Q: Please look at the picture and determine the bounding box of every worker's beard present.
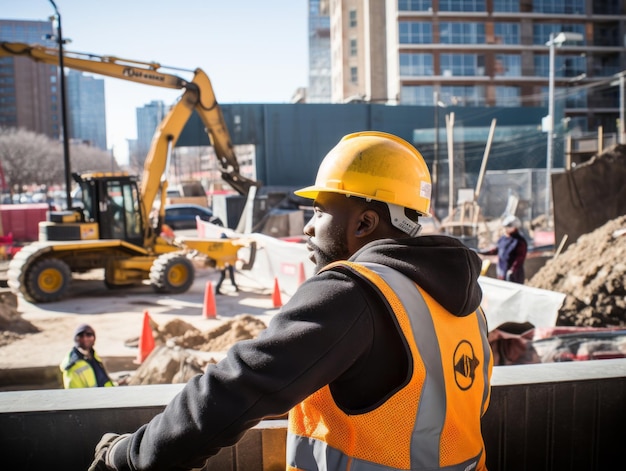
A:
[309,230,350,273]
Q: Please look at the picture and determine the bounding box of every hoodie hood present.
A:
[350,235,483,317]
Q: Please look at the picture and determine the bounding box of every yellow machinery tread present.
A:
[6,242,54,296]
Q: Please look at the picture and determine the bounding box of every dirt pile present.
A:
[0,290,38,347]
[162,315,267,352]
[125,315,268,385]
[527,215,626,327]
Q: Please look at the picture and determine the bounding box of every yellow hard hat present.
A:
[295,131,432,216]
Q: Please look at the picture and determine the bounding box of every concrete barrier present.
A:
[0,359,625,470]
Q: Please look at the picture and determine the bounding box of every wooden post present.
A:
[475,118,497,201]
[565,135,572,170]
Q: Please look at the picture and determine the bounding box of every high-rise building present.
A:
[0,19,60,138]
[329,0,625,134]
[307,0,332,103]
[329,0,388,103]
[0,18,109,146]
[135,100,167,168]
[66,70,107,150]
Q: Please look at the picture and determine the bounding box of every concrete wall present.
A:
[1,359,624,471]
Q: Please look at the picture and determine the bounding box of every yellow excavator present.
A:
[1,42,259,303]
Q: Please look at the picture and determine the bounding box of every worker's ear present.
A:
[354,209,379,238]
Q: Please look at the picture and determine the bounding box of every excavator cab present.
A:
[74,172,146,246]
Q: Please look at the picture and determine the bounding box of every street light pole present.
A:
[544,31,584,228]
[431,91,447,217]
[48,0,73,211]
[432,90,440,214]
[545,32,556,227]
[609,70,625,144]
[618,71,626,144]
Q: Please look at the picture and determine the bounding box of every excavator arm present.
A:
[1,43,262,303]
[0,42,260,215]
[0,42,187,89]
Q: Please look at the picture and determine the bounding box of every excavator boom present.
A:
[0,42,187,89]
[0,41,260,208]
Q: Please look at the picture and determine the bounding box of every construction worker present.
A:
[481,215,528,283]
[89,131,493,471]
[215,232,239,294]
[60,324,115,388]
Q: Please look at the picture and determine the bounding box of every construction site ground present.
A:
[0,262,284,390]
[1,213,626,389]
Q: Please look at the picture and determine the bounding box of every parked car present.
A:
[164,204,223,230]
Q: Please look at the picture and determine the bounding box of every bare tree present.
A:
[0,127,120,193]
[0,127,56,193]
[71,142,120,174]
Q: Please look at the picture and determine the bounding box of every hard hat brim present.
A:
[294,185,431,217]
[293,185,321,200]
[294,185,392,204]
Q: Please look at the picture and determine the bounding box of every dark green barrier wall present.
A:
[178,103,549,189]
[1,360,624,471]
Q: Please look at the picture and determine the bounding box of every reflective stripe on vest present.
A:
[287,261,491,471]
[287,434,482,471]
[69,362,98,388]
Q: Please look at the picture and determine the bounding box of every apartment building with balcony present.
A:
[329,0,625,135]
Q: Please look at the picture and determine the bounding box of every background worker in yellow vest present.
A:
[60,323,115,389]
[89,132,493,471]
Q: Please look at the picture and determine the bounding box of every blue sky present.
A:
[3,1,309,162]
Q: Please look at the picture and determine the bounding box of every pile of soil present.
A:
[125,315,268,385]
[527,215,626,327]
[162,315,268,352]
[0,290,38,347]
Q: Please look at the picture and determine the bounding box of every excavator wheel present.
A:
[25,258,72,303]
[149,252,195,294]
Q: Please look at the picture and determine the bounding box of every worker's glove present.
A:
[88,433,130,471]
[505,270,513,281]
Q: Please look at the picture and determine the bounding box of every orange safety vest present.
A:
[287,261,493,471]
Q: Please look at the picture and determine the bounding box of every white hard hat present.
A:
[502,215,521,228]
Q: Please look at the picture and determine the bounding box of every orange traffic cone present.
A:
[203,281,217,319]
[136,311,156,364]
[272,277,283,308]
[296,262,306,286]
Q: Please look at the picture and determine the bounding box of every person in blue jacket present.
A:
[482,215,528,283]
